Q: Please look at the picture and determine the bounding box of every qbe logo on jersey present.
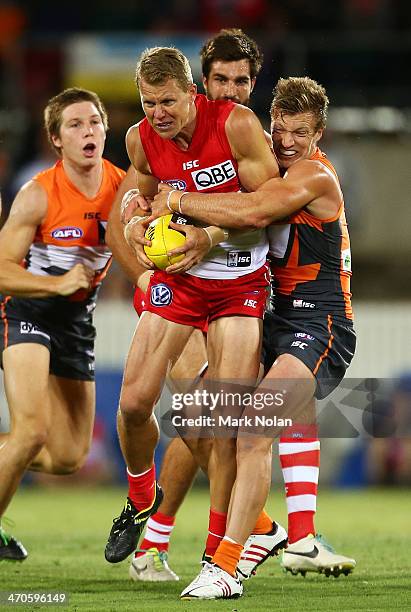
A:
[191,160,236,191]
[150,283,173,307]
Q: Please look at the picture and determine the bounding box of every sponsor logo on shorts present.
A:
[192,160,236,191]
[293,299,316,309]
[165,179,187,190]
[291,340,308,350]
[151,283,173,307]
[294,332,315,341]
[86,302,96,314]
[51,226,83,240]
[227,251,251,268]
[20,321,50,340]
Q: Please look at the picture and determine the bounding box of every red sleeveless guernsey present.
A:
[139,94,268,279]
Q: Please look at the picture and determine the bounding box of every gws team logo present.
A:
[165,179,187,190]
[151,283,173,307]
[52,226,83,240]
[192,160,236,191]
[341,248,352,272]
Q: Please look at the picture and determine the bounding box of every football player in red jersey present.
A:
[103,46,279,591]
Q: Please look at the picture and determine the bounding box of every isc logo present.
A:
[227,251,251,268]
[291,340,308,350]
[182,160,199,170]
[192,160,236,191]
[52,226,83,240]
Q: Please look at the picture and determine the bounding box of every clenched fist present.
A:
[56,263,95,296]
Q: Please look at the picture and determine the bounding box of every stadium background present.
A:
[1,0,411,490]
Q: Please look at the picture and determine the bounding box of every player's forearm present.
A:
[170,190,270,230]
[0,261,62,297]
[106,217,146,285]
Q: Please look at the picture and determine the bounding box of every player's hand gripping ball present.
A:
[144,213,187,270]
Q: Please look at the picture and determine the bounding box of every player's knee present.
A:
[15,423,49,459]
[236,436,270,460]
[119,386,155,424]
[49,445,90,475]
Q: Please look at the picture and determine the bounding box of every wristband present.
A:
[177,192,188,214]
[202,227,214,250]
[166,189,178,212]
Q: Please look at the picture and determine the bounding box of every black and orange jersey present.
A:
[27,158,125,289]
[267,147,353,320]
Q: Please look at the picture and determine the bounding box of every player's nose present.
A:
[281,131,295,147]
[153,105,166,119]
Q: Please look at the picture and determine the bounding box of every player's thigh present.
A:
[2,343,51,431]
[207,315,262,378]
[48,375,95,440]
[168,328,207,391]
[121,312,195,406]
[263,352,316,416]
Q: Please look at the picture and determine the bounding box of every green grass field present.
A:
[1,486,410,611]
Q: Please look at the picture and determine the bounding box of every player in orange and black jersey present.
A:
[0,88,134,561]
[264,142,354,400]
[151,77,356,597]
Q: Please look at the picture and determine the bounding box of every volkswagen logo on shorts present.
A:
[151,283,173,307]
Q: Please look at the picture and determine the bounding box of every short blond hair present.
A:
[271,77,329,131]
[135,46,193,92]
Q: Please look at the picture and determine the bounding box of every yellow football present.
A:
[144,213,187,270]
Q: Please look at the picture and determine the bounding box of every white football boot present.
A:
[180,562,243,600]
[237,521,288,581]
[129,548,179,582]
[281,534,356,577]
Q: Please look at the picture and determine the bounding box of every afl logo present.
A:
[52,226,83,240]
[151,283,173,307]
[165,179,187,190]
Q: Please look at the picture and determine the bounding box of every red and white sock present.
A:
[136,511,175,558]
[205,508,227,557]
[127,465,156,510]
[279,436,320,544]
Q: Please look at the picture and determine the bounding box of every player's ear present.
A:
[315,128,323,144]
[51,134,62,150]
[188,83,197,100]
[202,76,208,94]
[250,77,257,93]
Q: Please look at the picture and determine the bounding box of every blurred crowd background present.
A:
[1,0,410,488]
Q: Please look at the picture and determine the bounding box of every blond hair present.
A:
[135,46,193,91]
[271,77,329,131]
